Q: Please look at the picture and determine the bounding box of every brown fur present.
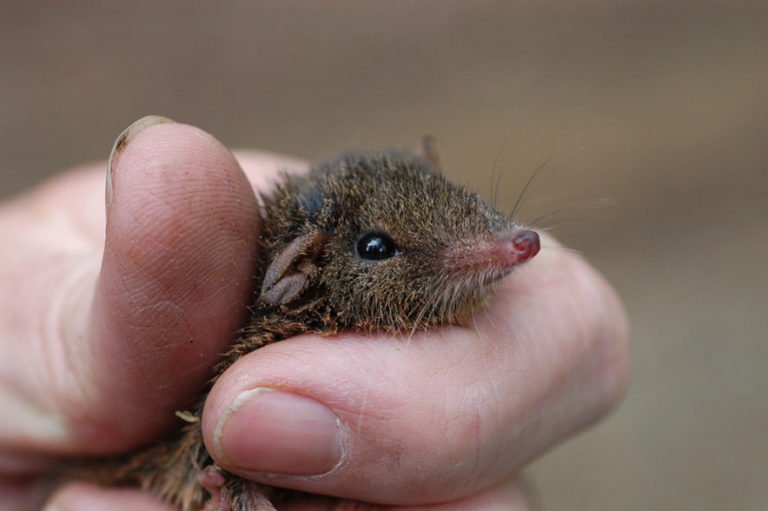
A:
[59,141,536,510]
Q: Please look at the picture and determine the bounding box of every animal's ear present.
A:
[260,232,328,305]
[419,135,442,174]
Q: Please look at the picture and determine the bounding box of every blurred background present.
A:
[2,1,766,509]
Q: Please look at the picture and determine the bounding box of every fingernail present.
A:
[214,388,345,476]
[106,115,174,207]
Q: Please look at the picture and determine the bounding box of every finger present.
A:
[279,475,535,511]
[44,481,174,511]
[202,240,629,504]
[3,119,261,459]
[386,475,536,511]
[83,119,262,450]
[231,149,308,194]
[0,477,47,511]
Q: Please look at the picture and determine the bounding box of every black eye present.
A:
[356,231,398,260]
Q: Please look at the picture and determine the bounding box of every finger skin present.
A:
[45,482,175,511]
[0,478,47,511]
[203,232,629,504]
[0,123,262,459]
[278,475,534,511]
[82,123,262,451]
[42,475,532,511]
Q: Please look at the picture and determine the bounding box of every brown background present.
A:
[2,2,766,510]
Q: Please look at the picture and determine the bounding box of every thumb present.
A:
[2,118,260,462]
[81,119,261,452]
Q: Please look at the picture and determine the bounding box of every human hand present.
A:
[0,119,629,510]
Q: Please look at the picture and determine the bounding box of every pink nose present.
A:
[511,229,540,263]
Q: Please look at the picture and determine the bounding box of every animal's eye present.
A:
[356,231,398,261]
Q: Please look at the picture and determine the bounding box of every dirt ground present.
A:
[2,2,766,510]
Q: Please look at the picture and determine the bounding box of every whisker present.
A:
[493,167,506,210]
[510,146,582,220]
[490,133,513,209]
[514,187,598,217]
[540,243,583,255]
[471,313,482,337]
[527,197,615,228]
[407,276,446,346]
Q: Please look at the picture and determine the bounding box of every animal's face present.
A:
[259,151,539,331]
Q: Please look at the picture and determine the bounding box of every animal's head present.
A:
[258,144,539,331]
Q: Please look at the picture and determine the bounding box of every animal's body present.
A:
[64,140,540,510]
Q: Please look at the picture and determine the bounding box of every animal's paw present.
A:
[198,466,229,511]
[198,467,276,511]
